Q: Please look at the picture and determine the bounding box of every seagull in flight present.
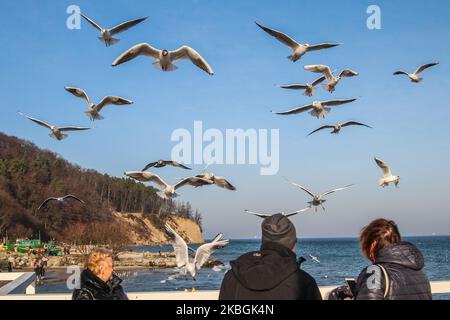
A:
[393,62,439,83]
[38,195,85,211]
[307,121,372,136]
[374,157,400,188]
[81,14,148,46]
[309,254,321,263]
[193,173,236,191]
[304,64,358,93]
[65,87,133,121]
[165,224,229,280]
[272,98,357,119]
[286,178,353,211]
[255,22,339,62]
[18,112,91,140]
[142,160,191,171]
[276,75,326,97]
[124,171,213,199]
[112,43,214,75]
[244,207,311,218]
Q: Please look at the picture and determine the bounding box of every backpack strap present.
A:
[376,264,390,299]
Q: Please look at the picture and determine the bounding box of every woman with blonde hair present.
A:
[72,248,128,300]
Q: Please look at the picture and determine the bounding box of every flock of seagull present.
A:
[16,14,440,279]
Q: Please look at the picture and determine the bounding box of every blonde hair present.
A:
[85,248,113,276]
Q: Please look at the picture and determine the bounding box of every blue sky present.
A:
[1,0,450,238]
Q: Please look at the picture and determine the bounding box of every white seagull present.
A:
[65,87,133,121]
[112,43,214,75]
[309,254,321,263]
[374,157,400,188]
[255,22,339,62]
[244,207,311,219]
[81,14,148,46]
[272,98,357,119]
[393,62,439,83]
[165,224,229,280]
[124,171,213,199]
[286,179,353,211]
[276,75,326,97]
[18,112,91,140]
[194,172,236,191]
[307,121,372,136]
[142,160,191,171]
[38,195,85,211]
[304,64,358,93]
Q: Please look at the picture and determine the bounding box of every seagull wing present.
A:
[304,64,334,81]
[125,171,169,189]
[64,87,91,106]
[311,76,327,86]
[166,161,192,170]
[374,158,392,177]
[141,162,158,172]
[414,62,439,75]
[165,224,189,268]
[244,210,270,218]
[284,178,317,198]
[112,43,161,66]
[307,125,335,136]
[321,98,357,107]
[320,184,354,197]
[213,176,236,190]
[341,121,372,129]
[174,177,213,190]
[284,206,312,217]
[194,237,229,270]
[18,113,52,130]
[58,126,92,132]
[95,96,133,112]
[339,69,359,77]
[62,195,85,204]
[277,84,309,90]
[169,46,214,75]
[306,43,339,52]
[109,17,148,35]
[393,71,409,76]
[255,22,299,49]
[37,198,58,211]
[272,103,313,115]
[81,14,102,31]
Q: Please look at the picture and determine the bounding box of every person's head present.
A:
[85,248,114,283]
[261,214,297,252]
[360,218,401,263]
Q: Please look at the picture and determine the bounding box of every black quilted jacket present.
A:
[72,269,128,300]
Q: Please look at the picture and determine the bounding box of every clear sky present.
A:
[1,0,450,239]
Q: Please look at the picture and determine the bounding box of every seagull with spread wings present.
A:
[65,87,133,121]
[276,75,326,97]
[307,121,372,136]
[38,195,85,211]
[81,14,148,46]
[165,224,229,280]
[124,171,213,199]
[304,64,359,93]
[393,62,439,83]
[374,157,400,188]
[255,22,339,62]
[286,178,353,211]
[142,160,191,171]
[244,207,311,219]
[272,98,357,119]
[112,43,214,75]
[18,112,91,140]
[193,172,236,191]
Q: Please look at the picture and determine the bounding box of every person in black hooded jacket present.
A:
[354,219,431,300]
[72,248,128,300]
[219,214,322,300]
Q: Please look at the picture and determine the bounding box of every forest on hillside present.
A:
[0,132,202,244]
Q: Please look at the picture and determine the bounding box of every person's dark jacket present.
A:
[72,268,128,300]
[219,241,322,300]
[355,242,432,300]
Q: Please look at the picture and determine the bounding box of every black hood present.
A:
[230,242,298,291]
[375,242,425,270]
[80,268,123,292]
